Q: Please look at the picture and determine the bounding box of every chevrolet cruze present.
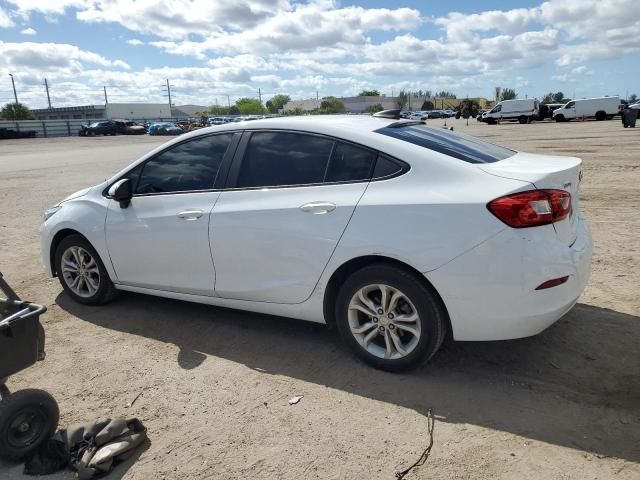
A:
[41,115,592,371]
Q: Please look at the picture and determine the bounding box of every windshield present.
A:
[89,122,100,127]
[375,124,515,164]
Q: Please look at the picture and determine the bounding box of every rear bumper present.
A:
[426,217,592,341]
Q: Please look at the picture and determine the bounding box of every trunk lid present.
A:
[479,152,582,245]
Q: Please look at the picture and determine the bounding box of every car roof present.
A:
[190,115,398,138]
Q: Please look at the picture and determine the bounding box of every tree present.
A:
[629,93,638,103]
[319,96,346,113]
[265,94,290,114]
[552,91,565,103]
[421,100,434,110]
[365,103,384,113]
[500,88,517,101]
[358,90,380,97]
[235,98,266,115]
[1,102,34,120]
[397,90,408,109]
[205,105,230,115]
[436,90,456,99]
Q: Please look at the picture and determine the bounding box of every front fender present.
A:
[40,194,113,281]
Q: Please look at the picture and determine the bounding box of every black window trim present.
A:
[224,128,409,191]
[103,131,242,198]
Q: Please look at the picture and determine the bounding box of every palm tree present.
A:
[499,88,517,101]
[1,102,35,120]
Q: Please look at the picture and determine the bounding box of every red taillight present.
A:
[535,276,569,290]
[487,189,572,228]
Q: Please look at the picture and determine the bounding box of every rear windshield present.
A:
[375,124,515,164]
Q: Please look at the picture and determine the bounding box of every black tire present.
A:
[555,114,565,122]
[595,110,606,121]
[335,264,447,372]
[518,115,527,124]
[54,234,117,305]
[0,389,59,461]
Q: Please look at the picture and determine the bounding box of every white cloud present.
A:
[0,6,15,27]
[20,27,37,35]
[2,0,639,108]
[0,42,131,76]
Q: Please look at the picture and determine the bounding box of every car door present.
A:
[564,101,576,119]
[210,131,377,304]
[105,133,237,295]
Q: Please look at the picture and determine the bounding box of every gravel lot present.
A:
[1,119,639,479]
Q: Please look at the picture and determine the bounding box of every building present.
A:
[172,104,208,117]
[31,103,172,121]
[31,105,106,121]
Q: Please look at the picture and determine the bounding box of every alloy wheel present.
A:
[347,284,421,360]
[61,246,100,298]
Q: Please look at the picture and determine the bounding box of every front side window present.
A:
[565,101,575,108]
[491,105,502,113]
[135,134,232,194]
[237,132,333,188]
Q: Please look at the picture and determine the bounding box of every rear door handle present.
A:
[177,209,204,220]
[300,201,336,214]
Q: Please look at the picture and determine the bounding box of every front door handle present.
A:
[177,209,204,220]
[300,201,336,214]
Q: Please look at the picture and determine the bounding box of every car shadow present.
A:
[56,292,640,464]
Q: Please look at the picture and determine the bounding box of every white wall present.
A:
[106,103,171,119]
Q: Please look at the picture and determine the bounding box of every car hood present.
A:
[58,186,92,205]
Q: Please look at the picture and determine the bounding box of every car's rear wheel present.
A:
[335,264,446,371]
[54,234,116,305]
[595,110,606,121]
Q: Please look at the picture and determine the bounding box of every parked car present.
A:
[0,127,36,139]
[553,96,620,122]
[628,99,640,111]
[399,111,411,119]
[426,110,442,119]
[114,120,145,135]
[78,121,119,136]
[147,122,183,136]
[408,111,428,120]
[480,99,540,124]
[40,116,591,371]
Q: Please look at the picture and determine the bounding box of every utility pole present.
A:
[316,89,319,108]
[44,78,52,109]
[161,79,173,117]
[258,87,262,105]
[227,95,231,108]
[103,86,108,105]
[9,74,18,104]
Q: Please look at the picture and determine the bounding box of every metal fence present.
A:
[0,118,179,138]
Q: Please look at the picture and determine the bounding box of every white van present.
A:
[553,96,620,122]
[480,99,539,124]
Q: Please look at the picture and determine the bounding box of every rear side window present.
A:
[375,124,515,164]
[325,142,377,182]
[136,134,232,194]
[237,132,333,188]
[373,155,403,178]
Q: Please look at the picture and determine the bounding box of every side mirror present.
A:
[108,179,133,208]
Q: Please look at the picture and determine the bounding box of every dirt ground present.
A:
[0,118,639,479]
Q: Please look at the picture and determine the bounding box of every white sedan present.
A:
[40,115,592,371]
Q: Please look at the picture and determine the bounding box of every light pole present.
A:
[9,73,18,104]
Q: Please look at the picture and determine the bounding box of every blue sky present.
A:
[0,0,638,108]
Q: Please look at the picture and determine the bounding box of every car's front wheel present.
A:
[54,234,116,305]
[335,264,446,371]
